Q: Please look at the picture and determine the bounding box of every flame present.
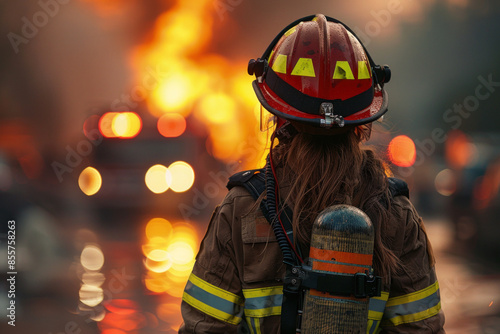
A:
[132,0,264,169]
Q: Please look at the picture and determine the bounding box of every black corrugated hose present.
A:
[265,155,296,266]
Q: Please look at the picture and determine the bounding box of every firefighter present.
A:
[179,14,445,333]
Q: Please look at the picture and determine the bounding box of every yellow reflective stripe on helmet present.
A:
[358,60,371,79]
[272,54,287,74]
[382,281,441,327]
[268,50,275,62]
[182,273,244,325]
[291,58,316,77]
[333,61,355,79]
[243,286,283,318]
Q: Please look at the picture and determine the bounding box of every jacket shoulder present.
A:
[226,168,266,201]
[388,177,409,199]
[226,168,265,189]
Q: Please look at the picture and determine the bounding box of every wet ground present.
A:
[426,219,500,334]
[1,217,500,333]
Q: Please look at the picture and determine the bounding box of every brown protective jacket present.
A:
[179,180,445,333]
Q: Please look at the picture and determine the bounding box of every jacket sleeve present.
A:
[179,199,244,334]
[379,197,445,333]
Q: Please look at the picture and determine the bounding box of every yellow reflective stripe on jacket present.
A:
[381,281,441,327]
[245,316,262,334]
[242,286,283,318]
[182,273,244,325]
[367,291,389,334]
[241,285,390,333]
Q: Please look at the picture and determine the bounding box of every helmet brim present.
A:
[254,79,388,127]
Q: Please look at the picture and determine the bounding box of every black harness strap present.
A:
[227,168,295,245]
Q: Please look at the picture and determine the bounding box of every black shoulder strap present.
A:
[228,169,299,334]
[388,177,410,199]
[227,168,266,198]
[227,169,295,245]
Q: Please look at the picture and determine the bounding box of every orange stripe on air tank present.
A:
[309,246,372,266]
[309,289,368,301]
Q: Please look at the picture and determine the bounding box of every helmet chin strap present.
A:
[275,118,298,141]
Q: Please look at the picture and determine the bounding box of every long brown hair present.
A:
[272,125,399,279]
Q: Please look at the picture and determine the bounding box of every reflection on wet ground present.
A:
[1,217,499,333]
[426,219,500,334]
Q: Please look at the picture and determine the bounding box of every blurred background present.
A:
[0,0,499,333]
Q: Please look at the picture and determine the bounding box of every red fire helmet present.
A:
[248,14,391,128]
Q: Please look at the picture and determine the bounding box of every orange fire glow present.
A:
[132,0,264,168]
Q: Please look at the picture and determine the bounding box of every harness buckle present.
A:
[354,272,382,298]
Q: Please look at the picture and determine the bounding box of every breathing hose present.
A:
[265,155,297,266]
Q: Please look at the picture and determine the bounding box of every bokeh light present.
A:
[82,272,106,287]
[142,220,198,296]
[434,169,457,196]
[145,164,171,194]
[167,161,195,192]
[144,272,172,294]
[445,130,476,169]
[146,249,170,262]
[169,222,199,250]
[142,236,169,258]
[103,299,139,316]
[388,135,417,167]
[99,112,118,138]
[157,113,186,137]
[144,255,173,273]
[111,112,142,138]
[81,244,105,271]
[79,167,102,196]
[167,241,194,266]
[99,112,142,138]
[100,328,128,334]
[145,218,173,240]
[79,284,104,307]
[100,330,127,334]
[90,310,106,322]
[157,303,184,330]
[99,311,146,332]
[83,115,100,138]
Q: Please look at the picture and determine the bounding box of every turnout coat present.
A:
[179,172,445,333]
